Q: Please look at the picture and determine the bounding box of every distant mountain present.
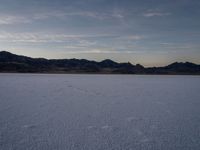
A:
[0,51,200,74]
[146,62,200,74]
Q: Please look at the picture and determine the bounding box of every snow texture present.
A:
[0,74,200,150]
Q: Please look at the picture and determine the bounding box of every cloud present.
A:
[33,10,125,21]
[143,12,171,17]
[61,48,139,54]
[160,43,173,45]
[0,31,145,55]
[117,35,144,40]
[0,32,64,43]
[0,15,31,25]
[0,9,127,26]
[160,42,199,49]
[0,31,143,43]
[0,31,117,44]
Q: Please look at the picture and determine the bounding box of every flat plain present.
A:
[0,74,200,150]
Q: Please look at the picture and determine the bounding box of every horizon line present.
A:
[0,50,199,68]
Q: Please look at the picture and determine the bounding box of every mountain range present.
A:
[0,51,200,75]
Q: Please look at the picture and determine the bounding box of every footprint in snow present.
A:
[101,125,112,130]
[22,124,37,129]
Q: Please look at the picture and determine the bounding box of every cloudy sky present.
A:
[0,0,200,66]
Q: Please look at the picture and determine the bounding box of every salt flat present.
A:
[0,74,200,150]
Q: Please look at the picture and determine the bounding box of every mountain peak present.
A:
[0,51,17,59]
[100,59,119,68]
[101,59,117,64]
[0,51,13,55]
[167,62,197,68]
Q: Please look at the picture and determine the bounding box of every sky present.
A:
[0,0,200,66]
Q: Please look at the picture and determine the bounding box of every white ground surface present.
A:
[0,74,200,150]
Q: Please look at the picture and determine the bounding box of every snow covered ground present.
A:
[0,74,200,150]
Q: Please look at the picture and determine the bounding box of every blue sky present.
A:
[0,0,199,66]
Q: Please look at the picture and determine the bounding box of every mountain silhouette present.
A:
[0,51,199,74]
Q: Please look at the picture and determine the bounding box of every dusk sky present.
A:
[0,0,200,66]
